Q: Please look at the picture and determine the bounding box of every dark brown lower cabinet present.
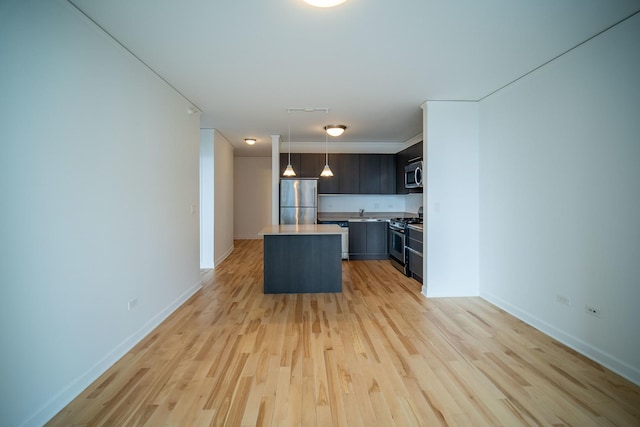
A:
[407,227,423,283]
[348,221,388,260]
[263,234,342,293]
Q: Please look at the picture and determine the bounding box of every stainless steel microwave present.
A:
[405,160,424,188]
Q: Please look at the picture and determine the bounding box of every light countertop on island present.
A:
[259,224,345,236]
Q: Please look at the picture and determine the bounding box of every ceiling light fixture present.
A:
[283,113,296,177]
[325,124,346,137]
[303,0,347,7]
[244,138,256,145]
[320,129,334,177]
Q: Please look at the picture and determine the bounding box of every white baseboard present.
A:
[214,245,234,266]
[24,281,202,427]
[234,235,262,240]
[481,291,640,386]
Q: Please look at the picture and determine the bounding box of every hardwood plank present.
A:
[46,240,640,426]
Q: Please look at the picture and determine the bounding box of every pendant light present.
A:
[320,129,333,177]
[283,113,296,176]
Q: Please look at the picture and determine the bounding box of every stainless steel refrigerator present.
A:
[280,178,318,225]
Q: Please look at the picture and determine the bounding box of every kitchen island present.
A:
[259,224,345,294]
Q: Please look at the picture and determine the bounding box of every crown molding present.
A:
[280,133,423,154]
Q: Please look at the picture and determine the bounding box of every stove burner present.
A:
[390,217,423,224]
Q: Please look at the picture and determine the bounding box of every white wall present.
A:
[201,129,234,265]
[234,157,272,239]
[424,101,480,297]
[479,14,640,384]
[200,130,214,267]
[0,2,201,426]
[213,131,235,264]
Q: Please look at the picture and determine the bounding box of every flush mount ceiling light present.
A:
[324,124,346,137]
[303,0,347,7]
[244,138,256,145]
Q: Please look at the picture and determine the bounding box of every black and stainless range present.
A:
[388,217,423,275]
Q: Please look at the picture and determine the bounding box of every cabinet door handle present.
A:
[405,247,423,256]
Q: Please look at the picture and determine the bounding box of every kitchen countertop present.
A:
[259,224,346,236]
[318,212,419,222]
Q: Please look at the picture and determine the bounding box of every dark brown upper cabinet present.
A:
[279,152,396,195]
[395,141,423,194]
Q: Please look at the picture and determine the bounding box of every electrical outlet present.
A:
[556,294,571,306]
[585,305,601,318]
[128,298,138,311]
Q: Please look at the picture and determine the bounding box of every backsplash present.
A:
[404,193,423,214]
[319,193,423,214]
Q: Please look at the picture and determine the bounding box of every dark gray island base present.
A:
[260,225,344,294]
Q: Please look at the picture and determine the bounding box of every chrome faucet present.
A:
[359,208,365,217]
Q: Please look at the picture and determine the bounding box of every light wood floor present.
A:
[48,239,640,426]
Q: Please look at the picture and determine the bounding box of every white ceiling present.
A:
[70,0,639,156]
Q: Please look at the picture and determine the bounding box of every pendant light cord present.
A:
[325,132,329,164]
[288,113,292,164]
[324,110,329,166]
